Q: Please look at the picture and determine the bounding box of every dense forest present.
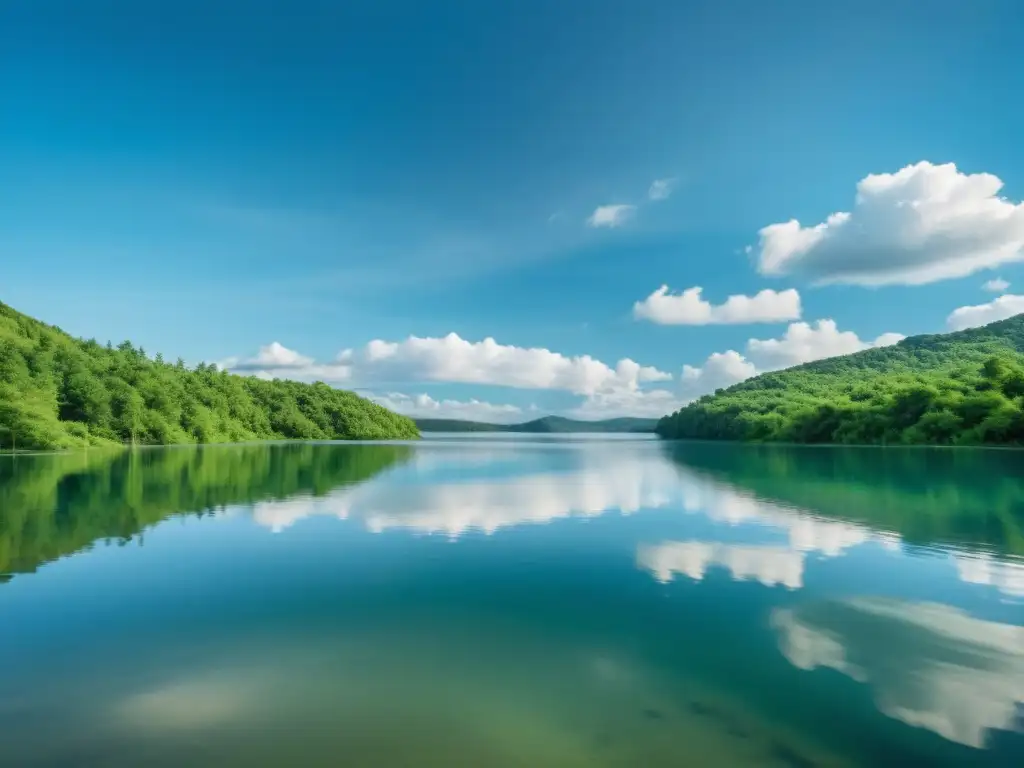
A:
[663,441,1024,556]
[0,301,419,451]
[657,314,1024,446]
[0,442,411,578]
[415,415,658,433]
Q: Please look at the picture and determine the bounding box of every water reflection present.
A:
[638,541,804,589]
[771,598,1024,749]
[252,445,679,536]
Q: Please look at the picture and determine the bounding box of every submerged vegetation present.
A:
[0,301,418,451]
[0,442,411,577]
[657,315,1024,446]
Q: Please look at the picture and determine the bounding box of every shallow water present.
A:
[0,436,1022,766]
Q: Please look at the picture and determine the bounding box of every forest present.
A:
[657,314,1024,446]
[0,301,419,451]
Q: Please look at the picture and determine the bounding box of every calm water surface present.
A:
[1,435,1022,767]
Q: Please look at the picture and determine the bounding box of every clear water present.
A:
[1,436,1022,767]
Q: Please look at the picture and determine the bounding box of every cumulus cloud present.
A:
[746,320,904,370]
[672,320,904,402]
[648,178,677,201]
[220,342,352,382]
[367,392,524,423]
[756,161,1024,286]
[771,598,1024,748]
[359,333,671,395]
[633,286,801,325]
[586,204,636,228]
[680,351,757,397]
[946,294,1024,331]
[983,278,1010,293]
[224,333,671,399]
[568,387,687,420]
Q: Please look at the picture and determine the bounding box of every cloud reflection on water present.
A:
[770,598,1024,749]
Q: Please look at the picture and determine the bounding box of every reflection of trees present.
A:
[663,442,1024,556]
[0,443,411,577]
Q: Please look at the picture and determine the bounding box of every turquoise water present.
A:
[0,436,1022,766]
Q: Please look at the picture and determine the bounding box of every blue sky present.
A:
[4,0,1024,420]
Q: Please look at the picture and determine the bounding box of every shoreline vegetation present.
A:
[657,314,1024,447]
[0,302,419,452]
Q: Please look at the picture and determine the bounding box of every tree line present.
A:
[657,314,1024,446]
[0,302,419,451]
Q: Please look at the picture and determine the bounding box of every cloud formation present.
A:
[674,320,904,399]
[746,320,904,370]
[220,342,352,382]
[647,178,677,201]
[680,351,758,397]
[586,204,635,228]
[983,278,1010,293]
[756,161,1024,285]
[946,294,1024,331]
[224,333,671,398]
[367,392,524,423]
[360,334,671,395]
[633,286,801,325]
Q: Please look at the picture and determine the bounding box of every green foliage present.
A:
[0,301,419,450]
[0,442,412,576]
[657,314,1024,446]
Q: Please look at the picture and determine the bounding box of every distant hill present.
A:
[415,415,659,433]
[0,301,419,451]
[657,314,1024,446]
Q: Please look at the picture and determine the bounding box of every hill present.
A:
[656,314,1024,446]
[0,301,419,451]
[415,416,658,433]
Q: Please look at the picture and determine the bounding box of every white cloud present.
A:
[983,277,1010,293]
[224,333,671,399]
[756,161,1024,286]
[586,204,635,228]
[358,333,671,396]
[647,178,677,201]
[946,294,1024,331]
[568,387,686,420]
[671,320,903,402]
[771,598,1024,748]
[221,342,352,382]
[368,392,523,423]
[634,286,801,326]
[680,351,757,397]
[746,319,904,370]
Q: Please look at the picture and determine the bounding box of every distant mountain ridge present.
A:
[414,415,658,433]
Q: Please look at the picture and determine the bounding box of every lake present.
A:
[1,436,1022,767]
